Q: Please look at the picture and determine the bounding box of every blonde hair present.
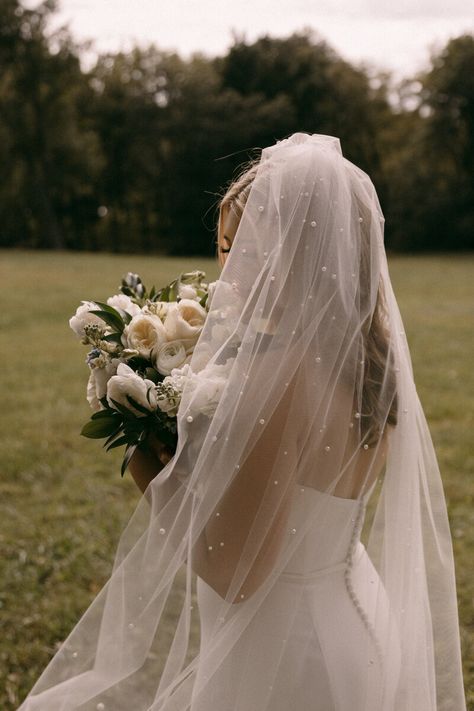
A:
[215,158,260,263]
[216,159,398,445]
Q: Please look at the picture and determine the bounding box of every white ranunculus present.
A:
[163,299,207,343]
[106,363,157,417]
[121,313,168,359]
[69,301,105,340]
[106,294,141,317]
[178,284,199,300]
[154,339,189,376]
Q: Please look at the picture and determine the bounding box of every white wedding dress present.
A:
[16,133,466,711]
[192,482,402,711]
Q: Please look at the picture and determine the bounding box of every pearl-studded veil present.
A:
[17,133,466,710]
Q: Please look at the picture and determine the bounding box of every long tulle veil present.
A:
[18,132,466,710]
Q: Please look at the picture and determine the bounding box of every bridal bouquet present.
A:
[69,270,229,476]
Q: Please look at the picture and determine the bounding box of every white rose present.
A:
[163,299,207,343]
[154,339,189,376]
[69,301,105,340]
[121,313,168,358]
[178,284,198,300]
[106,294,141,317]
[106,363,157,417]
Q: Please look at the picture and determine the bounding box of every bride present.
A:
[17,133,466,710]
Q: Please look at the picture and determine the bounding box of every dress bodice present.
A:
[279,484,367,576]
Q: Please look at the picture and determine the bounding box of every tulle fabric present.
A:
[17,133,466,710]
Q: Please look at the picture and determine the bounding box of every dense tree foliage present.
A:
[1,0,472,253]
[385,34,474,250]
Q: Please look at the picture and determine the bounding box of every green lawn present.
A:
[0,249,473,709]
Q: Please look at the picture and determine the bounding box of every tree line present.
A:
[1,0,473,254]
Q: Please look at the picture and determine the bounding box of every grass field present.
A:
[0,249,473,709]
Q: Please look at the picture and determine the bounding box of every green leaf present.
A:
[123,413,145,429]
[121,444,138,477]
[145,367,159,383]
[168,280,178,301]
[120,285,135,298]
[81,417,121,438]
[126,355,151,371]
[91,408,121,420]
[92,301,124,319]
[104,425,125,446]
[92,300,131,327]
[106,434,130,451]
[160,284,170,301]
[89,309,124,333]
[126,394,152,415]
[102,304,133,324]
[121,310,133,324]
[108,397,136,417]
[102,332,124,344]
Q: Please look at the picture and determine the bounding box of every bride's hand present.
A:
[147,432,174,466]
[128,432,174,495]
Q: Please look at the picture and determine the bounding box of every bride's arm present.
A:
[191,376,299,603]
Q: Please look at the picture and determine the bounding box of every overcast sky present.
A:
[34,0,474,77]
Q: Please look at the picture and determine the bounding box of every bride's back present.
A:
[292,369,389,500]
